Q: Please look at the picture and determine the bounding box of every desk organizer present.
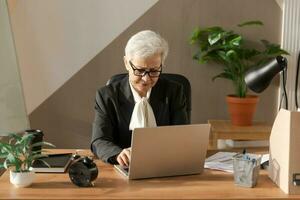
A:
[233,153,261,188]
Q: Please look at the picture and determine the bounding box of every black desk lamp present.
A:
[244,56,288,109]
[245,56,300,194]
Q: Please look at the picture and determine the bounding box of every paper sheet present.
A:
[205,152,237,173]
[205,152,269,173]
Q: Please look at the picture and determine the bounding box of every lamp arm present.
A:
[295,52,300,110]
[280,68,288,109]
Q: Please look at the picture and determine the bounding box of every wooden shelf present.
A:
[208,120,272,150]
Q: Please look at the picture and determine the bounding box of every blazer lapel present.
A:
[119,76,135,125]
[150,78,166,124]
[118,76,167,126]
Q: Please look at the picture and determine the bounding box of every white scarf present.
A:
[129,83,157,130]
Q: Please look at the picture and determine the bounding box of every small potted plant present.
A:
[189,20,289,126]
[0,132,55,187]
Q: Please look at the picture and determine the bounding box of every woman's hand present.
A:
[117,147,131,167]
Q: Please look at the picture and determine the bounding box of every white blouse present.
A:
[129,82,157,130]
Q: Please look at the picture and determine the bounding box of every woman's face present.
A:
[124,54,162,97]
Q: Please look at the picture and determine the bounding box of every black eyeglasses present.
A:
[129,61,162,77]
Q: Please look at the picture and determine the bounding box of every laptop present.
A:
[114,124,210,179]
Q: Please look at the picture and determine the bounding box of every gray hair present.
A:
[125,30,169,64]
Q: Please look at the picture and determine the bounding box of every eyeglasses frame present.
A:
[129,60,162,78]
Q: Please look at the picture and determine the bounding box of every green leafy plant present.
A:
[0,133,55,172]
[189,20,289,97]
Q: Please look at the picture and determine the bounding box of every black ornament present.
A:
[68,157,98,187]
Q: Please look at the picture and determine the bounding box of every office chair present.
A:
[107,73,191,123]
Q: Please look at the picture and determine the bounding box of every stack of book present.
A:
[225,139,269,148]
[31,153,73,173]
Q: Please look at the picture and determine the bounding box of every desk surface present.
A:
[1,149,300,200]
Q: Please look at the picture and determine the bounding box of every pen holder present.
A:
[233,153,261,188]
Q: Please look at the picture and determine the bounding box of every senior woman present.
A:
[91,30,188,167]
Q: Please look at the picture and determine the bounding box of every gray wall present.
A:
[8,0,158,114]
[0,0,29,135]
[28,0,281,148]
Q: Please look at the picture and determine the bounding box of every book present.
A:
[30,153,73,173]
[225,139,269,148]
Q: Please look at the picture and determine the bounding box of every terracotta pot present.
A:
[226,95,259,126]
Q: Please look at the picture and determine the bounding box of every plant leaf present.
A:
[35,158,51,168]
[206,26,223,32]
[20,133,34,143]
[0,152,8,158]
[7,153,20,166]
[208,32,222,45]
[189,21,289,97]
[197,57,208,64]
[31,141,56,148]
[238,20,263,27]
[9,133,22,141]
[3,158,15,170]
[31,154,49,160]
[216,51,232,64]
[3,159,9,169]
[189,27,201,44]
[226,50,238,60]
[0,143,12,153]
[260,39,270,46]
[212,72,234,81]
[229,35,242,46]
[31,149,49,155]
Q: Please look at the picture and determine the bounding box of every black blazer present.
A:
[91,75,188,163]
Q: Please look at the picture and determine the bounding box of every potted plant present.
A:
[0,132,55,187]
[189,20,289,126]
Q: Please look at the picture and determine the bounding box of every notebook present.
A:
[30,153,73,173]
[114,124,210,179]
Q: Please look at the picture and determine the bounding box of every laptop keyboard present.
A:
[115,165,129,176]
[122,167,129,174]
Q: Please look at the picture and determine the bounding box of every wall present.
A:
[0,0,28,135]
[280,0,300,111]
[8,0,158,114]
[8,0,282,148]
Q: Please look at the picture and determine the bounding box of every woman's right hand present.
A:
[117,147,131,167]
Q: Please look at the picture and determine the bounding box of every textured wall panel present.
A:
[29,0,282,148]
[281,0,300,110]
[0,0,29,135]
[8,0,158,114]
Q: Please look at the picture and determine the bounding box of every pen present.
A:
[242,148,246,155]
[242,148,249,160]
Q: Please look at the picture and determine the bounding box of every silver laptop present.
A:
[114,124,210,179]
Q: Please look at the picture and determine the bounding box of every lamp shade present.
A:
[245,56,287,93]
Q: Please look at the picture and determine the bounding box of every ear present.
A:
[124,56,130,71]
